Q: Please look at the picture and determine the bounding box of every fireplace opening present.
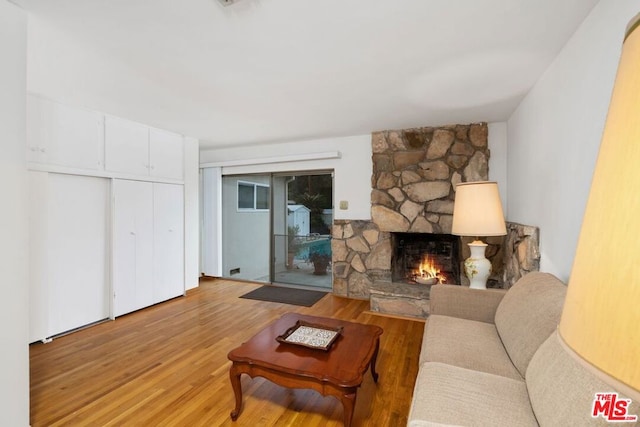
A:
[391,233,461,285]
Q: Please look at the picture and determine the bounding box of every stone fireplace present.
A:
[331,122,540,316]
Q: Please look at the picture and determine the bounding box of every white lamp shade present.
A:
[452,181,506,237]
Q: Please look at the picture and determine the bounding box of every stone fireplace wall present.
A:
[332,220,391,299]
[331,122,541,298]
[371,123,489,233]
[503,222,541,289]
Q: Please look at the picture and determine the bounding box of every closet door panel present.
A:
[112,180,154,316]
[153,183,185,303]
[47,174,109,336]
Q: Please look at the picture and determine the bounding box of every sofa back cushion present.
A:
[527,332,640,426]
[495,272,566,377]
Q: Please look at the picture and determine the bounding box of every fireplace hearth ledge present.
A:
[369,281,434,319]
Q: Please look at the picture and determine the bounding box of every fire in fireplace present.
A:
[391,233,461,285]
[412,254,446,285]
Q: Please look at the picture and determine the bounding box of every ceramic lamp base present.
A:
[464,240,492,289]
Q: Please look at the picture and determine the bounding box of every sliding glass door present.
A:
[219,171,333,290]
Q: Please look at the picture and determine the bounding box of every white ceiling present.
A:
[14,0,599,148]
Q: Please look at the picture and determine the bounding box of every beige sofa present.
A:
[408,272,639,426]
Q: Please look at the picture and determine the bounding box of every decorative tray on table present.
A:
[276,320,343,351]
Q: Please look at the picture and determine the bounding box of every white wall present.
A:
[201,130,508,221]
[488,122,508,215]
[0,1,29,424]
[507,0,639,281]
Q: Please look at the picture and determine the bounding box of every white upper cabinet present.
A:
[26,96,185,182]
[149,128,184,180]
[105,116,184,180]
[105,116,150,176]
[27,95,105,170]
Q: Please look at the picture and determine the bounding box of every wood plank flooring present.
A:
[30,278,424,426]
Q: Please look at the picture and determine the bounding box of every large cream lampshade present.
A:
[452,181,506,289]
[558,12,640,400]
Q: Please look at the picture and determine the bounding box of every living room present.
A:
[2,0,639,425]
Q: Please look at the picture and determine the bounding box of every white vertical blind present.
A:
[201,167,223,277]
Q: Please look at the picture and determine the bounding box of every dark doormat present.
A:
[240,286,328,307]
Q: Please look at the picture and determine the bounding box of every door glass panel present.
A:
[222,175,270,282]
[272,173,333,290]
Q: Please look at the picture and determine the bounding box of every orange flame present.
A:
[413,255,446,284]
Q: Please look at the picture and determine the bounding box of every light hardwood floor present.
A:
[30,278,424,426]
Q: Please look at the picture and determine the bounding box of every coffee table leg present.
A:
[229,364,243,421]
[370,337,380,383]
[341,390,357,427]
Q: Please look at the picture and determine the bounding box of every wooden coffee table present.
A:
[227,313,383,426]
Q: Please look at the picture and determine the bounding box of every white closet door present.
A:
[112,179,154,316]
[47,174,109,336]
[153,183,185,303]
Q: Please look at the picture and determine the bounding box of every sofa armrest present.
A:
[430,285,507,324]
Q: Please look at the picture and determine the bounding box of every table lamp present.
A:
[558,12,640,400]
[451,181,506,289]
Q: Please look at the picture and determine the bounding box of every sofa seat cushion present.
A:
[420,314,523,380]
[494,272,566,377]
[408,362,538,427]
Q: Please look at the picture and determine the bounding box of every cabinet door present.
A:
[26,95,105,170]
[153,183,185,303]
[26,95,50,163]
[48,100,104,170]
[112,180,154,316]
[149,128,184,180]
[105,116,150,176]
